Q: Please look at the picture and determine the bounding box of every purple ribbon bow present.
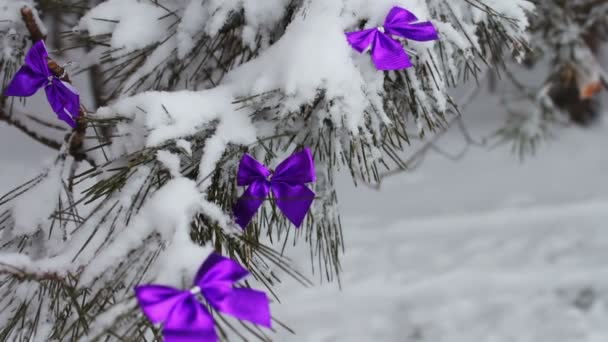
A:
[4,40,80,128]
[233,148,316,229]
[135,253,271,342]
[346,6,439,70]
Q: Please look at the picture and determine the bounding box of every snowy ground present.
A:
[269,89,608,341]
[1,73,608,341]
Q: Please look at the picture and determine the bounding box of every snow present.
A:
[175,0,207,58]
[264,86,608,340]
[177,0,291,55]
[1,0,603,340]
[176,139,192,156]
[82,0,534,138]
[481,0,535,33]
[195,103,257,191]
[0,252,66,278]
[0,1,41,34]
[80,177,208,285]
[76,0,168,54]
[2,76,608,342]
[272,192,608,341]
[79,301,137,342]
[96,87,255,149]
[156,150,182,178]
[0,1,40,65]
[94,86,258,192]
[226,0,373,132]
[10,160,63,235]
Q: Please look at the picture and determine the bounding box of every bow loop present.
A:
[272,148,316,184]
[345,28,378,54]
[163,294,217,342]
[194,254,272,328]
[206,287,272,328]
[236,153,272,186]
[4,64,47,97]
[194,253,249,289]
[134,285,192,324]
[23,40,51,78]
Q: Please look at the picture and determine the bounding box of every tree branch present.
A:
[358,70,490,190]
[0,262,67,283]
[0,252,74,285]
[21,6,45,43]
[20,6,93,165]
[0,104,62,150]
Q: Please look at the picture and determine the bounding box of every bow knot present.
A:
[264,169,275,183]
[135,253,271,342]
[233,148,316,229]
[4,40,80,128]
[346,6,439,70]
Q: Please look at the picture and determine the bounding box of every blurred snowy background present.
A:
[273,47,608,341]
[1,22,607,342]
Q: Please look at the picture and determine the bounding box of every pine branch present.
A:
[0,260,70,284]
[0,99,62,150]
[19,6,93,165]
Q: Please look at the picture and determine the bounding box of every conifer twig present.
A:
[20,6,93,165]
[0,102,62,150]
[0,260,72,285]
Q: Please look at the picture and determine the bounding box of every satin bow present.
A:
[233,148,316,229]
[4,40,80,128]
[346,6,439,70]
[135,253,271,342]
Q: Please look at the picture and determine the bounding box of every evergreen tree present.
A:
[0,0,534,340]
[493,0,607,157]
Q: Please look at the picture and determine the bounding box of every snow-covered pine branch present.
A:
[0,0,534,340]
[0,2,67,150]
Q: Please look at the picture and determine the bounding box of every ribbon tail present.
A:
[208,288,272,328]
[236,153,271,186]
[4,65,45,97]
[45,80,80,128]
[233,181,270,229]
[272,183,315,228]
[194,253,249,287]
[163,295,218,342]
[273,148,316,184]
[371,33,412,70]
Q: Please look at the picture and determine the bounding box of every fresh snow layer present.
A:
[79,176,209,285]
[76,0,168,53]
